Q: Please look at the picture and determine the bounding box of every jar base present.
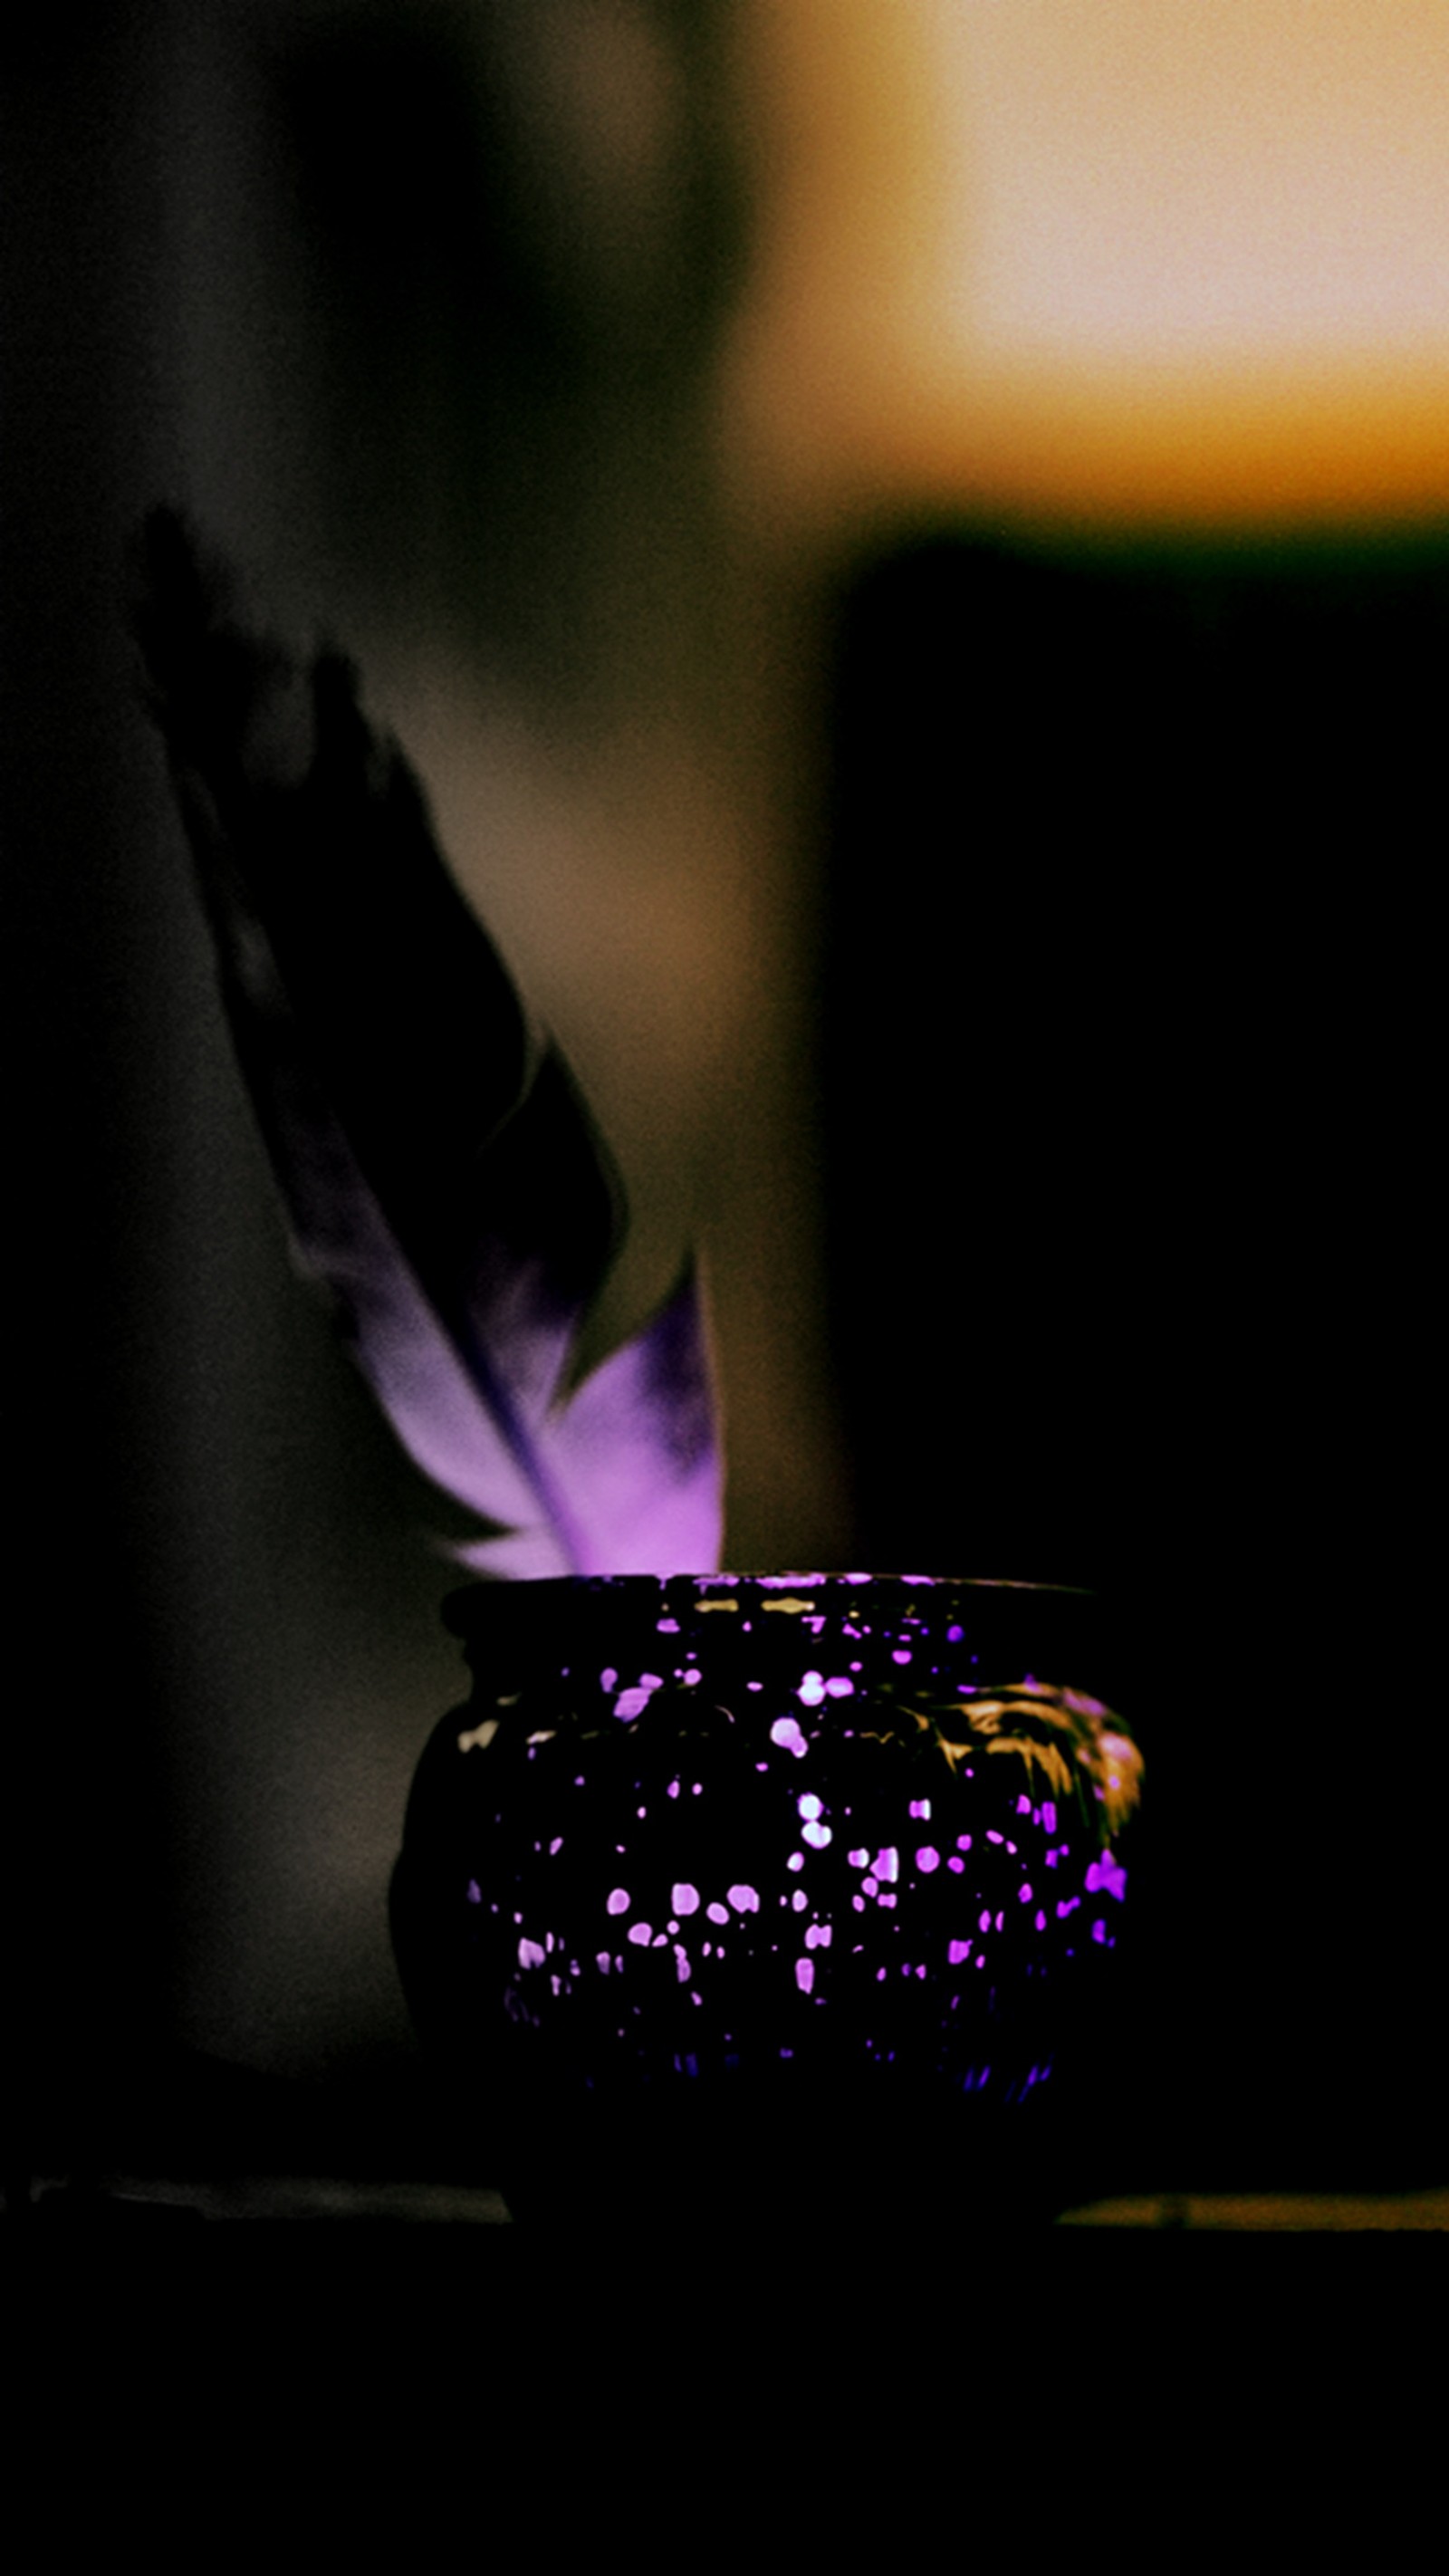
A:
[462,2060,1095,2237]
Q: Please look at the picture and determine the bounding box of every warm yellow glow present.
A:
[729,0,1449,533]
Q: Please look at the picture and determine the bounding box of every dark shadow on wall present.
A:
[819,529,1444,2183]
[269,0,749,709]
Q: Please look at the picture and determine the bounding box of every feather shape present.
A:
[136,510,723,1578]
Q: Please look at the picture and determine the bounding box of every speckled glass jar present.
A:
[390,1575,1142,2229]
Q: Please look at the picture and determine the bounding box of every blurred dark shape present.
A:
[820,529,1444,2183]
[271,0,748,699]
[3,1,185,2198]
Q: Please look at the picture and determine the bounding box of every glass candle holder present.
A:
[390,1574,1142,2231]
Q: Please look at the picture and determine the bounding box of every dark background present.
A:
[5,5,1442,2197]
[822,530,1443,2184]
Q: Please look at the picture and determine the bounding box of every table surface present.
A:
[7,2173,1449,2228]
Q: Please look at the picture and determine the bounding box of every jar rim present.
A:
[441,1569,1097,1639]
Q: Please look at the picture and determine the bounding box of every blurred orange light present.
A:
[730,0,1449,535]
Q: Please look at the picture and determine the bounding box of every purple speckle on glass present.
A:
[1057,1897,1080,1919]
[422,1580,1138,2119]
